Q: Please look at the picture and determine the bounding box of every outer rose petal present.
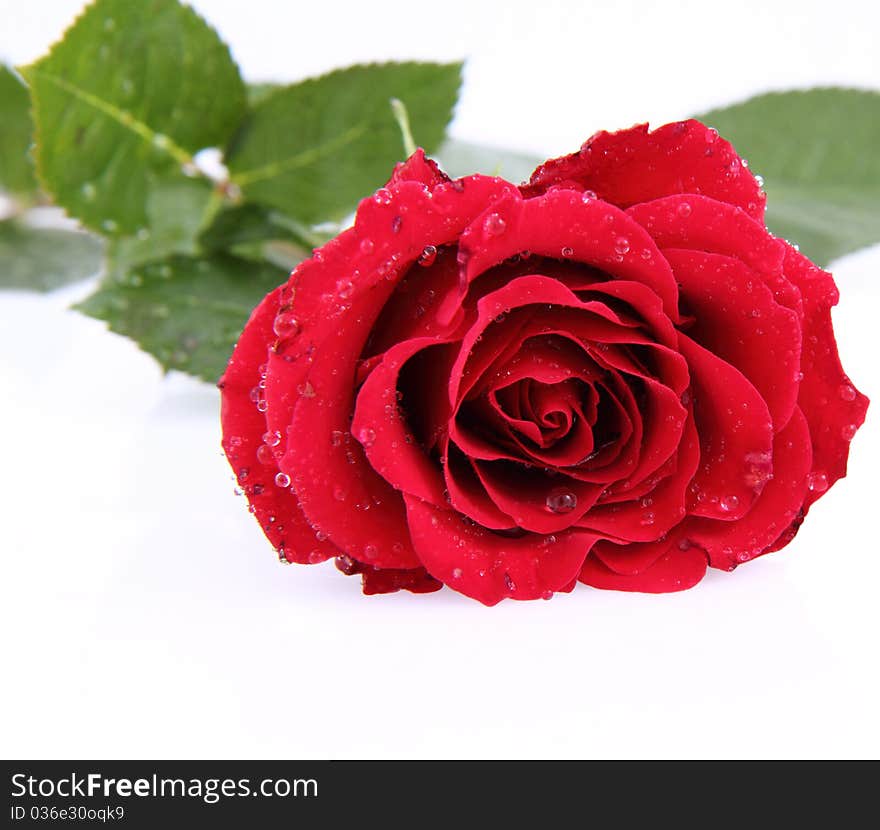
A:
[220,288,337,564]
[579,544,708,593]
[457,189,680,322]
[627,194,784,276]
[282,174,519,570]
[352,336,451,506]
[523,120,766,222]
[781,244,869,508]
[666,248,802,430]
[678,332,773,519]
[685,407,813,570]
[404,495,600,605]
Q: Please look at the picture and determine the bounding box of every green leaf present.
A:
[20,0,246,236]
[436,138,542,184]
[0,65,38,197]
[246,82,281,106]
[226,61,463,224]
[75,254,286,381]
[105,177,216,279]
[696,87,880,266]
[0,218,103,290]
[199,202,318,253]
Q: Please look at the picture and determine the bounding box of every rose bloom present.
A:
[220,120,868,606]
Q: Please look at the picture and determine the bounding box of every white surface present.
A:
[1,0,879,760]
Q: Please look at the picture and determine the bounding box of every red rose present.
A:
[220,119,868,606]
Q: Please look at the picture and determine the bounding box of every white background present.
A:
[1,0,878,759]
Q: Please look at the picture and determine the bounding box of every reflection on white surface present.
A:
[0,0,878,759]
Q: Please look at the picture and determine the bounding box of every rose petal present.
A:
[579,543,708,593]
[220,288,338,564]
[352,337,452,506]
[678,332,773,520]
[666,248,802,430]
[782,244,869,508]
[281,175,519,569]
[523,120,766,222]
[686,406,813,570]
[577,406,699,542]
[627,194,783,274]
[458,190,680,321]
[404,495,599,605]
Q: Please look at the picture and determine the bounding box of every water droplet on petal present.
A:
[256,444,274,465]
[333,486,347,502]
[561,246,574,258]
[677,201,692,218]
[483,212,506,237]
[841,424,858,441]
[503,572,516,592]
[263,430,281,447]
[373,188,393,206]
[359,238,375,254]
[546,489,577,514]
[720,494,740,513]
[363,544,378,559]
[736,550,752,562]
[613,236,630,255]
[336,278,354,300]
[391,215,403,233]
[839,383,856,401]
[705,127,718,144]
[581,190,598,202]
[273,312,300,339]
[274,472,291,488]
[358,427,376,448]
[807,471,829,493]
[451,567,463,579]
[418,245,437,266]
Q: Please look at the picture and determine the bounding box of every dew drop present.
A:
[677,201,692,218]
[719,494,740,513]
[581,190,598,202]
[541,590,554,600]
[838,383,856,402]
[274,472,291,488]
[483,212,507,237]
[262,430,281,447]
[736,550,752,563]
[391,215,403,234]
[333,486,347,502]
[613,236,630,255]
[807,471,829,493]
[336,554,358,574]
[373,188,393,206]
[273,312,300,339]
[359,238,375,254]
[705,127,718,144]
[546,488,577,514]
[418,245,438,267]
[561,246,574,258]
[256,444,274,465]
[503,572,516,592]
[841,424,858,441]
[452,567,463,579]
[297,381,315,398]
[336,278,354,300]
[358,427,376,448]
